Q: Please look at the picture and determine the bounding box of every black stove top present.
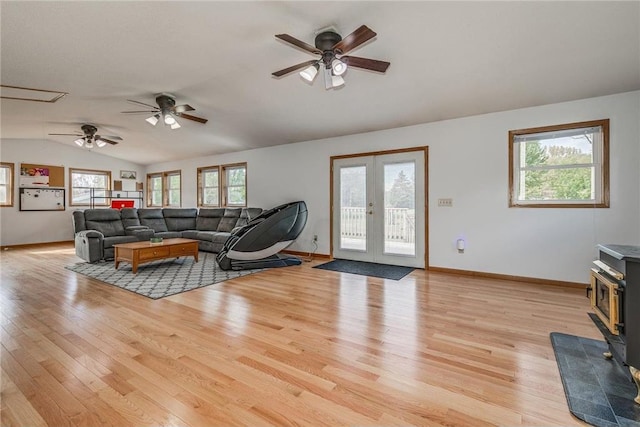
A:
[598,244,640,261]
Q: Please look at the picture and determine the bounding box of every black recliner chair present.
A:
[216,201,308,270]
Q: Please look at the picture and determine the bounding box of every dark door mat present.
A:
[550,332,640,427]
[313,259,414,280]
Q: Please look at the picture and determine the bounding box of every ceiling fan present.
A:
[272,25,390,89]
[122,94,208,129]
[49,124,121,148]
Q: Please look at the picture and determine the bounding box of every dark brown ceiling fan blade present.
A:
[121,110,159,114]
[96,137,119,145]
[173,104,195,114]
[275,34,321,55]
[177,113,208,124]
[272,59,319,77]
[48,133,82,136]
[341,56,390,73]
[333,25,377,55]
[126,99,159,110]
[101,135,122,140]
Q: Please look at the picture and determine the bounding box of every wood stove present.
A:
[589,244,640,404]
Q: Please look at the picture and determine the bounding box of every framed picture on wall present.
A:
[120,170,137,180]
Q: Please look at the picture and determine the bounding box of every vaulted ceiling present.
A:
[2,1,639,165]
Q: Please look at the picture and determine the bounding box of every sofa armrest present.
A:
[78,230,104,239]
[74,230,104,263]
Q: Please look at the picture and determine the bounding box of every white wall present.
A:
[0,139,144,246]
[147,91,640,283]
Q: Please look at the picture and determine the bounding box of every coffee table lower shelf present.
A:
[114,238,199,274]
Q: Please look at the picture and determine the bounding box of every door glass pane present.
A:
[340,166,366,251]
[384,162,415,256]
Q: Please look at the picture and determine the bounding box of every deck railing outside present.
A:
[340,207,415,243]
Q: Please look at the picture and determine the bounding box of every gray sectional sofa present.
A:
[72,207,262,263]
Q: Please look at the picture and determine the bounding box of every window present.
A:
[197,163,247,207]
[70,168,111,206]
[146,170,181,207]
[166,171,181,206]
[0,162,14,207]
[148,174,163,207]
[223,163,247,207]
[197,166,220,207]
[509,119,609,208]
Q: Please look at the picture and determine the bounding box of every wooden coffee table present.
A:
[114,238,199,274]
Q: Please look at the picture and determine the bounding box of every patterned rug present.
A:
[65,252,263,299]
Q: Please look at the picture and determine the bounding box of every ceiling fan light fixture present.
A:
[164,113,176,125]
[74,138,85,147]
[95,140,107,148]
[331,59,347,76]
[331,74,345,88]
[323,66,333,90]
[170,121,181,130]
[85,140,94,149]
[299,64,319,82]
[146,114,159,126]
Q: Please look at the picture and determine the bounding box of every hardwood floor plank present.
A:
[62,378,134,427]
[1,346,74,427]
[0,367,48,427]
[0,243,599,426]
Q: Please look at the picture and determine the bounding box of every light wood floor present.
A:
[1,243,599,426]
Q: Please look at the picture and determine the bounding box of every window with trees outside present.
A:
[70,168,111,206]
[222,163,247,207]
[197,166,220,207]
[0,162,14,207]
[146,170,181,207]
[509,119,609,208]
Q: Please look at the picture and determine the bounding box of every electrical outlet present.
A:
[313,235,318,242]
[438,198,453,207]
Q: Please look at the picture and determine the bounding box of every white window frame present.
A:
[69,168,111,207]
[0,162,14,207]
[509,119,609,208]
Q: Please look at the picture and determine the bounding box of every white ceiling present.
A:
[2,1,639,165]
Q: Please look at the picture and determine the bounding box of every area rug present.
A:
[313,259,414,280]
[550,332,640,427]
[66,252,263,299]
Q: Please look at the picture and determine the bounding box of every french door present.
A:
[332,150,425,268]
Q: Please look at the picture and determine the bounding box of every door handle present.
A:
[368,211,373,215]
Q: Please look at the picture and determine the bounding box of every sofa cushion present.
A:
[103,235,138,249]
[120,208,141,228]
[196,208,225,231]
[217,208,243,232]
[181,230,200,240]
[72,210,87,233]
[153,231,183,239]
[137,209,168,232]
[163,208,197,231]
[243,208,263,224]
[84,209,126,237]
[211,232,231,244]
